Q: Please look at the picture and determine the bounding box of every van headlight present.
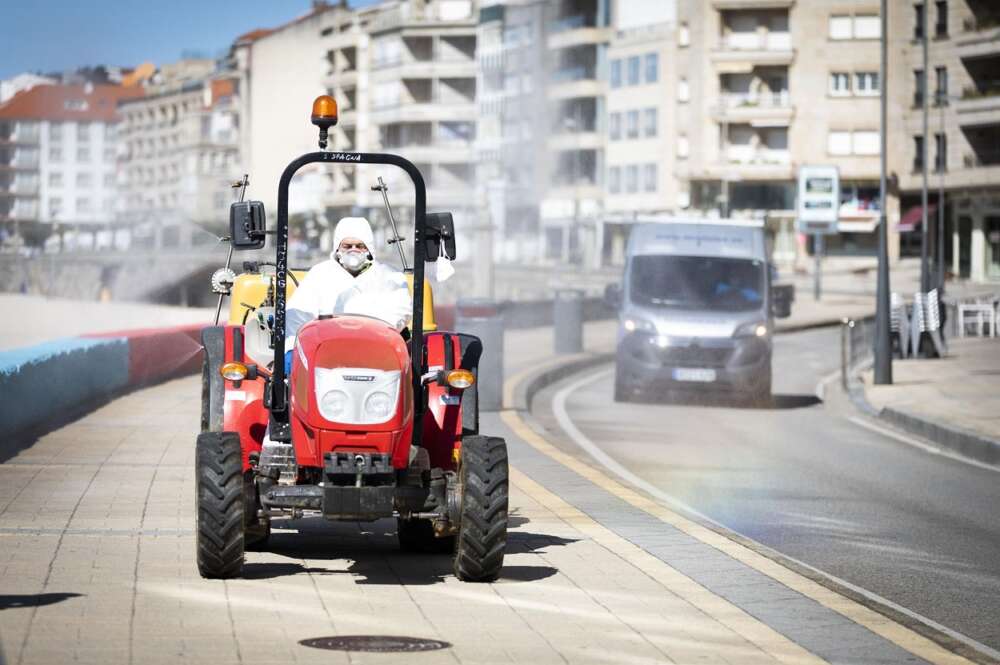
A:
[315,368,401,424]
[734,321,769,338]
[623,317,656,334]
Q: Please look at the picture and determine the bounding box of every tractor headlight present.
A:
[320,390,350,420]
[314,367,401,424]
[363,391,394,420]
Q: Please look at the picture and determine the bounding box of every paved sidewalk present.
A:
[863,336,1000,447]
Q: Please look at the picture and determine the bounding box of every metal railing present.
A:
[841,315,876,390]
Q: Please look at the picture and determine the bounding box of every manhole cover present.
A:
[299,635,452,653]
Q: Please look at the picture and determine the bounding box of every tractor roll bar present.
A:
[268,151,428,445]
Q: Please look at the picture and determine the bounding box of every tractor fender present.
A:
[421,331,480,470]
[201,326,226,432]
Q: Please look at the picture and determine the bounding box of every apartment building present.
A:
[117,59,243,247]
[0,83,142,247]
[890,0,1000,282]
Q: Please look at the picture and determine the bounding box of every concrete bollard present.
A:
[455,298,504,412]
[554,289,584,354]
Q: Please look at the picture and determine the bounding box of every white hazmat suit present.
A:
[284,217,412,349]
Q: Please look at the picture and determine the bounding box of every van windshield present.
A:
[629,256,765,312]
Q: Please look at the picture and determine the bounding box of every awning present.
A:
[896,204,936,232]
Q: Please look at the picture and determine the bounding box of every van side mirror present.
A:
[604,283,622,309]
[230,201,266,250]
[425,212,456,261]
[771,283,794,319]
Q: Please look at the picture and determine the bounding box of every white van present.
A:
[606,219,792,403]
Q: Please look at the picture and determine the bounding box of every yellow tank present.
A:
[227,268,436,331]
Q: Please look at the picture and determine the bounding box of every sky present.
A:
[0,0,382,80]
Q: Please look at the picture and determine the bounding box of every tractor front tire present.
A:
[196,432,245,578]
[454,436,508,582]
[397,518,454,554]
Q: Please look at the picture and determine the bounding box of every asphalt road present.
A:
[531,327,1000,653]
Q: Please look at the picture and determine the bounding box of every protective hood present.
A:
[331,216,375,260]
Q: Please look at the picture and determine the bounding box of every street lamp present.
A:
[874,0,893,385]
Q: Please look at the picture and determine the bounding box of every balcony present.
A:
[712,32,794,66]
[0,127,40,145]
[371,100,475,125]
[380,141,475,164]
[547,132,603,151]
[0,182,40,196]
[547,15,609,51]
[956,86,1000,126]
[712,0,793,7]
[323,68,359,88]
[370,57,475,81]
[714,91,794,124]
[707,147,793,179]
[548,66,602,99]
[0,155,40,170]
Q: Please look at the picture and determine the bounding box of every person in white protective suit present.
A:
[283,216,412,361]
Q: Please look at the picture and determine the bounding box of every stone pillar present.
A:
[970,213,985,283]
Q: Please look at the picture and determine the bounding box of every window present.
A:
[627,56,640,86]
[77,173,92,187]
[643,108,657,137]
[828,131,851,155]
[625,165,638,193]
[102,198,114,213]
[77,122,90,141]
[77,147,91,162]
[935,132,947,171]
[77,197,92,213]
[829,15,852,39]
[854,15,880,38]
[609,166,621,193]
[610,59,622,88]
[853,131,880,155]
[913,135,924,171]
[679,22,690,47]
[678,77,690,102]
[49,123,62,141]
[49,148,62,162]
[914,69,925,106]
[914,3,925,40]
[643,164,657,192]
[49,197,62,217]
[855,72,879,95]
[644,53,658,83]
[830,72,851,95]
[935,1,947,37]
[626,110,639,139]
[103,147,115,161]
[49,172,62,187]
[609,112,621,140]
[677,134,689,158]
[935,66,948,104]
[104,172,116,186]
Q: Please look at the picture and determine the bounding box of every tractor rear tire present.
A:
[397,518,454,554]
[196,432,245,578]
[454,436,508,582]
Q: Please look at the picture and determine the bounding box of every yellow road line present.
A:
[509,467,829,665]
[501,409,979,665]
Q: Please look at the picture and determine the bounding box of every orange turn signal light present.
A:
[311,95,338,128]
[220,362,248,381]
[445,369,475,390]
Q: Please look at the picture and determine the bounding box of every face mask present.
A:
[436,243,455,282]
[337,249,370,272]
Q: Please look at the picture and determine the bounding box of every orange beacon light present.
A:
[311,95,339,149]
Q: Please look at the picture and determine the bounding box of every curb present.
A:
[846,363,1000,469]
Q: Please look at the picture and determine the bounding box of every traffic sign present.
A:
[797,165,840,235]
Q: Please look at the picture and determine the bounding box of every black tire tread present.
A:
[196,432,245,578]
[454,436,508,582]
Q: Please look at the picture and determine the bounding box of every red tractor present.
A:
[197,96,508,581]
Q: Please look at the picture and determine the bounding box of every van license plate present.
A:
[673,368,716,382]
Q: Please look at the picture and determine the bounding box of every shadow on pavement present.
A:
[245,519,575,584]
[0,592,83,610]
[626,392,821,411]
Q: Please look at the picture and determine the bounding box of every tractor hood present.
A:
[290,316,413,434]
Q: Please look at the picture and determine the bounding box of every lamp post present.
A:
[920,0,931,293]
[874,0,893,385]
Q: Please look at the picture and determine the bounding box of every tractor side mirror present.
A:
[230,201,266,250]
[425,212,456,261]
